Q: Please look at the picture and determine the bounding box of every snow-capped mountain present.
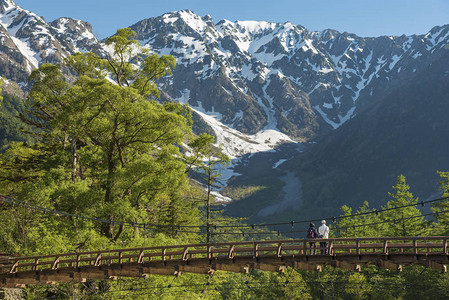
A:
[0,0,100,83]
[130,10,449,141]
[2,0,449,220]
[1,1,449,157]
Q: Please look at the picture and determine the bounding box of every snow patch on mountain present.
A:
[192,108,292,158]
[1,5,449,155]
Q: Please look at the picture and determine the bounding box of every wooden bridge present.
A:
[1,236,448,288]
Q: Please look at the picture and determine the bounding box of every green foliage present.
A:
[329,175,448,299]
[187,133,230,242]
[205,269,311,300]
[432,171,449,234]
[345,272,372,299]
[336,175,429,238]
[380,175,429,236]
[0,28,202,254]
[336,201,380,238]
[221,185,267,201]
[0,77,3,103]
[103,27,176,97]
[0,93,36,150]
[1,28,449,300]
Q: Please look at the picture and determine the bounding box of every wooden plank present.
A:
[94,254,101,267]
[233,247,254,253]
[182,248,189,261]
[252,263,285,273]
[213,263,249,273]
[137,250,144,264]
[207,246,212,259]
[294,262,322,272]
[9,261,18,273]
[280,245,303,251]
[228,246,235,259]
[254,244,259,258]
[277,243,282,257]
[177,265,214,274]
[33,259,39,271]
[328,241,334,255]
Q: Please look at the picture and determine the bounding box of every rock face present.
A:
[1,1,449,221]
[1,2,449,144]
[129,10,449,141]
[0,0,100,83]
[280,48,449,220]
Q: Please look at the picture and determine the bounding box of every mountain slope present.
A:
[1,2,448,146]
[0,0,100,83]
[224,47,449,223]
[1,2,449,221]
[129,10,449,141]
[286,46,449,218]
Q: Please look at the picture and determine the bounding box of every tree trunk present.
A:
[104,142,115,204]
[113,224,123,241]
[71,139,78,182]
[206,158,212,243]
[103,142,115,238]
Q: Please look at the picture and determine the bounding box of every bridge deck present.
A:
[1,237,448,288]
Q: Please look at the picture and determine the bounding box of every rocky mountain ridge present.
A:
[0,0,99,84]
[1,1,448,157]
[130,10,449,138]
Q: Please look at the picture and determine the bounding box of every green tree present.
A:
[336,201,380,238]
[0,77,4,103]
[187,133,230,242]
[0,93,37,150]
[380,175,428,236]
[432,171,449,234]
[0,28,200,255]
[345,272,372,299]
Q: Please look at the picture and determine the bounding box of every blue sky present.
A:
[14,0,449,39]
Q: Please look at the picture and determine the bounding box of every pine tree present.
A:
[187,133,230,242]
[380,175,428,236]
[431,171,449,234]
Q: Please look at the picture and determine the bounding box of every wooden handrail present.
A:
[7,237,449,262]
[2,237,448,275]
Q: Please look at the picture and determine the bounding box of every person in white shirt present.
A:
[318,220,330,254]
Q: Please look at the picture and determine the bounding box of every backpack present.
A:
[307,228,315,238]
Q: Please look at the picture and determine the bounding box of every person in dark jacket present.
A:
[306,223,319,255]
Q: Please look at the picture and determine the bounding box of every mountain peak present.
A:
[175,9,209,33]
[0,0,17,13]
[235,20,277,35]
[51,17,94,33]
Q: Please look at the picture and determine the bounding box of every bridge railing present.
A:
[1,237,448,275]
